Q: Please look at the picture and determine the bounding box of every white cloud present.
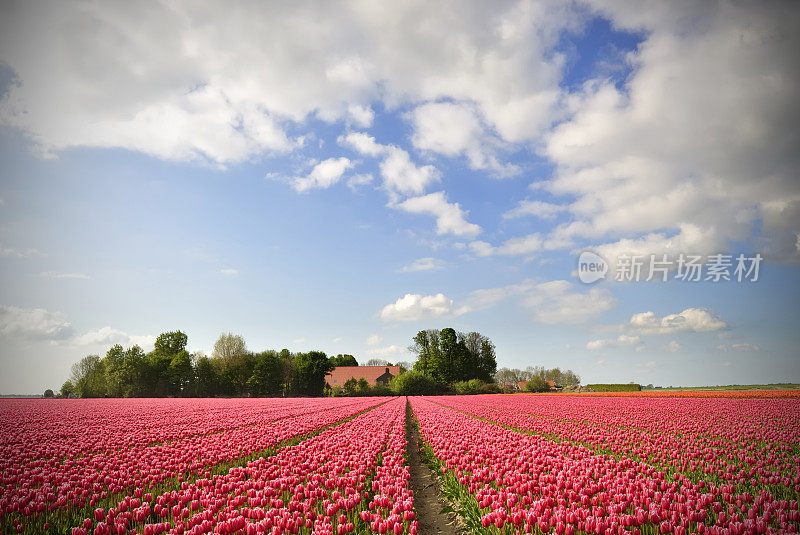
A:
[469,231,572,257]
[409,101,518,176]
[380,148,441,194]
[217,268,239,276]
[400,257,446,272]
[339,132,387,158]
[586,334,641,350]
[347,173,374,190]
[664,340,682,353]
[332,336,344,343]
[347,104,374,128]
[397,192,481,237]
[291,157,353,192]
[467,279,616,324]
[40,271,90,280]
[0,305,72,340]
[539,1,800,261]
[627,307,727,335]
[365,334,383,346]
[69,327,155,350]
[503,200,567,220]
[1,245,41,258]
[339,132,441,194]
[716,343,760,352]
[0,2,580,164]
[365,345,405,358]
[379,292,468,322]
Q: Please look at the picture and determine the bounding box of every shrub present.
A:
[389,370,438,396]
[454,379,484,395]
[524,377,551,393]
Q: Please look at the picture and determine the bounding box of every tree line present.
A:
[61,331,352,398]
[58,327,584,397]
[494,366,581,392]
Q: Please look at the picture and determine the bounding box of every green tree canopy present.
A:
[409,328,497,385]
[330,354,358,367]
[293,351,333,396]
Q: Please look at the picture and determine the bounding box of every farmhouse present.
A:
[326,365,401,388]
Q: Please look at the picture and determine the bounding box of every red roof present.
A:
[326,366,401,387]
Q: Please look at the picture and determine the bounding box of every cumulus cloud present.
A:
[69,327,156,350]
[379,293,468,322]
[400,257,446,272]
[339,132,440,194]
[339,132,387,158]
[409,101,518,176]
[539,1,800,262]
[586,334,641,350]
[0,305,72,340]
[291,157,353,192]
[626,308,727,335]
[664,340,682,353]
[380,148,441,194]
[467,279,616,324]
[397,192,481,237]
[0,2,579,164]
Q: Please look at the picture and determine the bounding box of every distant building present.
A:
[326,366,401,388]
[499,382,519,392]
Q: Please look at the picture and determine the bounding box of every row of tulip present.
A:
[66,397,415,535]
[429,395,800,495]
[410,396,799,535]
[1,398,364,466]
[1,397,387,533]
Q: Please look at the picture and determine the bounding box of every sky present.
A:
[0,0,798,394]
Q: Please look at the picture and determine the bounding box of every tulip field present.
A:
[1,392,798,535]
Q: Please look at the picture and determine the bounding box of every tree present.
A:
[409,328,496,385]
[561,369,581,386]
[248,351,283,396]
[104,344,146,397]
[169,350,194,395]
[410,329,440,377]
[70,355,107,397]
[213,333,247,362]
[293,351,333,396]
[60,380,75,397]
[194,355,218,396]
[330,354,358,367]
[43,389,54,398]
[524,376,550,393]
[154,331,188,356]
[365,358,391,366]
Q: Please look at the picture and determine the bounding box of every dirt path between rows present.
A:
[405,399,463,535]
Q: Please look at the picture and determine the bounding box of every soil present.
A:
[405,399,464,534]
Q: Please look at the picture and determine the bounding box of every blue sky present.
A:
[0,1,798,393]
